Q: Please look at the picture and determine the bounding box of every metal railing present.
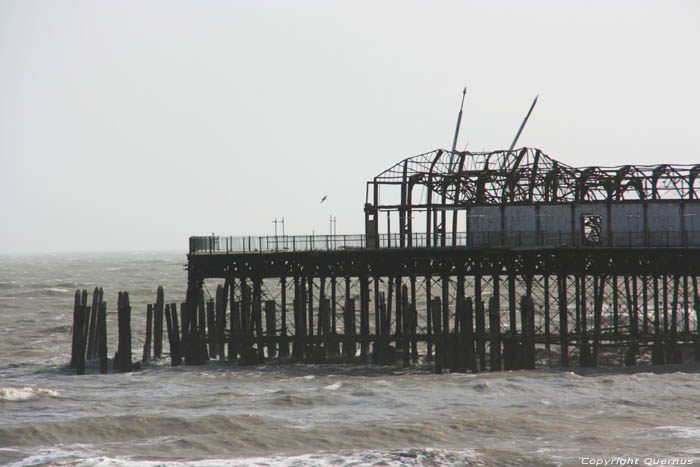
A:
[189,230,700,254]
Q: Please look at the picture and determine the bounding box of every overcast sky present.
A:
[2,1,699,254]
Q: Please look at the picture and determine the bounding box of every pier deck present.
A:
[182,235,700,372]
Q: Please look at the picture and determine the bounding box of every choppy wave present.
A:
[0,386,60,402]
[4,447,483,467]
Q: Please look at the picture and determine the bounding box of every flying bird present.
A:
[320,195,328,204]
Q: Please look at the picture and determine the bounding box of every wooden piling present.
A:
[241,279,251,357]
[465,296,477,372]
[544,275,551,354]
[401,283,410,368]
[154,286,164,359]
[613,275,619,336]
[265,300,276,358]
[170,302,182,366]
[683,275,690,334]
[279,277,290,358]
[431,297,442,374]
[652,275,664,365]
[329,277,339,357]
[116,291,133,372]
[410,276,418,362]
[693,276,700,362]
[198,288,208,362]
[206,298,216,358]
[558,275,569,367]
[229,278,239,360]
[488,295,501,371]
[395,276,403,340]
[254,278,264,361]
[642,275,649,334]
[373,276,381,359]
[143,304,153,363]
[74,291,88,375]
[579,276,591,367]
[441,282,450,370]
[623,275,637,366]
[216,285,227,361]
[307,276,314,342]
[475,276,486,371]
[71,290,80,369]
[668,275,680,363]
[343,295,356,360]
[592,275,605,368]
[86,287,100,360]
[360,275,369,362]
[164,304,175,365]
[98,301,107,374]
[425,275,432,360]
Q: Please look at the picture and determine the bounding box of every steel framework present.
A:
[365,147,700,248]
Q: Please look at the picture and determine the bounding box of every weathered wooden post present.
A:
[558,274,569,367]
[98,301,107,374]
[474,276,486,371]
[216,284,227,361]
[264,300,276,358]
[693,276,700,362]
[86,287,100,360]
[652,275,664,364]
[425,275,433,360]
[401,283,410,368]
[410,276,418,362]
[431,297,442,374]
[329,276,339,358]
[71,290,80,369]
[229,278,239,360]
[465,296,477,372]
[164,304,175,366]
[254,278,265,361]
[623,275,637,366]
[143,304,153,363]
[544,275,551,355]
[360,275,369,362]
[292,277,302,360]
[592,275,605,368]
[74,292,88,375]
[279,277,290,358]
[343,285,356,360]
[154,286,164,359]
[170,302,182,366]
[488,296,501,371]
[206,298,216,358]
[441,275,450,369]
[116,291,133,372]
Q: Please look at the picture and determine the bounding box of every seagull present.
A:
[320,195,328,204]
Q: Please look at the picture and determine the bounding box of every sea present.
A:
[1,251,699,466]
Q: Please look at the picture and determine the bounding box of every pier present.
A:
[70,148,700,373]
[179,148,700,372]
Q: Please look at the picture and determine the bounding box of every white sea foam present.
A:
[654,426,700,439]
[0,386,59,402]
[7,448,481,467]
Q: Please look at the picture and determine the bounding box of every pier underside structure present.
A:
[184,148,700,372]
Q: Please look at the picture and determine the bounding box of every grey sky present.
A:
[2,1,699,254]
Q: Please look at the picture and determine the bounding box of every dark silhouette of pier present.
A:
[69,148,700,374]
[179,148,700,372]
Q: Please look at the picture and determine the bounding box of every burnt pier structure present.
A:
[183,148,700,372]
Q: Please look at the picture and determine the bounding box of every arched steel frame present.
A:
[365,147,700,247]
